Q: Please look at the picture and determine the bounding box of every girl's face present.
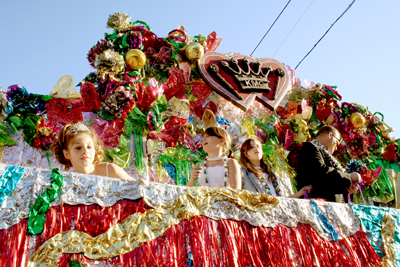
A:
[246,140,263,162]
[202,133,223,153]
[63,133,95,171]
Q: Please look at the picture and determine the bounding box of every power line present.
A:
[272,0,315,58]
[295,0,356,70]
[250,0,292,56]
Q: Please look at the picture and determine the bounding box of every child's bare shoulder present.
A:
[227,158,239,166]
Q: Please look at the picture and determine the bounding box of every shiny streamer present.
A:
[0,166,24,205]
[350,204,400,262]
[1,206,380,267]
[1,162,361,242]
[310,199,338,241]
[27,168,63,235]
[1,199,151,266]
[0,219,31,266]
[28,187,279,265]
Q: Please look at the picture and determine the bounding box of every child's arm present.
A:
[187,163,201,187]
[106,163,134,180]
[227,158,241,189]
[289,185,312,198]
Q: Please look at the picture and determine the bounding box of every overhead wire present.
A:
[250,0,292,56]
[272,0,315,58]
[294,0,356,70]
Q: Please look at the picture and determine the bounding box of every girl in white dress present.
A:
[187,127,241,189]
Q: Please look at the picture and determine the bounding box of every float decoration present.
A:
[0,11,399,265]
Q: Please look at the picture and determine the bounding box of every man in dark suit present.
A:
[296,125,360,202]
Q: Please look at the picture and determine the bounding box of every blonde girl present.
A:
[187,127,241,189]
[51,122,132,180]
[240,138,311,197]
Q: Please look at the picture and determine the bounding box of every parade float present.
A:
[0,12,399,266]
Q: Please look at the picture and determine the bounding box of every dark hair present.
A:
[204,127,236,159]
[240,138,275,179]
[50,123,104,170]
[316,125,340,139]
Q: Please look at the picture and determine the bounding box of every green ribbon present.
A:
[131,20,152,31]
[0,123,18,145]
[194,35,206,43]
[163,38,186,61]
[123,109,147,174]
[374,112,385,122]
[105,30,119,42]
[159,147,203,185]
[159,154,191,185]
[97,110,115,121]
[322,86,340,101]
[23,115,41,146]
[8,115,23,129]
[134,131,146,174]
[69,256,82,267]
[361,157,395,204]
[108,134,131,168]
[125,107,148,135]
[128,70,141,77]
[27,168,63,235]
[32,94,53,102]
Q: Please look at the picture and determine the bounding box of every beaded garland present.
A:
[256,166,280,196]
[311,140,346,172]
[202,157,228,187]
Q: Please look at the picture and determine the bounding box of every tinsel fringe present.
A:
[0,199,382,267]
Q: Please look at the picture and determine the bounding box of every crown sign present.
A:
[199,52,290,111]
[220,58,285,98]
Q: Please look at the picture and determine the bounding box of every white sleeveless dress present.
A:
[198,165,230,188]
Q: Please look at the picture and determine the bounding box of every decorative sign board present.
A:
[199,52,290,111]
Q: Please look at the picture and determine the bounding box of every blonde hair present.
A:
[240,138,274,179]
[204,127,236,159]
[50,123,104,170]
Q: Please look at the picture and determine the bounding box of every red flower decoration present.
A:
[360,166,382,186]
[189,82,215,119]
[382,144,397,161]
[178,126,198,152]
[80,82,102,111]
[156,116,187,147]
[316,99,334,122]
[168,63,191,86]
[146,46,172,65]
[46,98,83,125]
[275,122,290,145]
[206,31,222,52]
[135,81,161,109]
[92,117,124,147]
[276,101,298,120]
[162,76,186,101]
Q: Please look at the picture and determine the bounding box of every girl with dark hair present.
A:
[240,138,311,197]
[187,127,241,189]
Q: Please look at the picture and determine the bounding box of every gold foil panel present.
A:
[380,212,396,267]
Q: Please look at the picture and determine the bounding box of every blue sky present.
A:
[1,0,399,137]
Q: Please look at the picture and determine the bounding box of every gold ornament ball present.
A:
[125,49,146,70]
[185,42,204,62]
[350,112,366,128]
